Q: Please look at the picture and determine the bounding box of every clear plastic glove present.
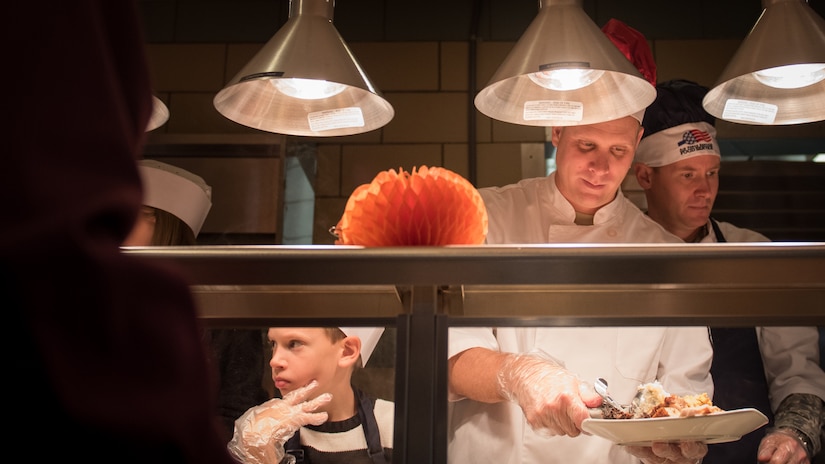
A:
[757,428,811,464]
[625,441,708,464]
[227,380,332,464]
[496,350,600,436]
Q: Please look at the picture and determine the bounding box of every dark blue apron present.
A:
[284,387,388,464]
[704,218,775,464]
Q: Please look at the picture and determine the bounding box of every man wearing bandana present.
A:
[634,79,825,464]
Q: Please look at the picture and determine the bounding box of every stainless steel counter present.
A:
[128,243,825,325]
[126,243,825,464]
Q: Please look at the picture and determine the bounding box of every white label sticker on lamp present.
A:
[523,100,584,121]
[308,107,366,132]
[721,99,778,124]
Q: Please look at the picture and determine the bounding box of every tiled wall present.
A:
[140,0,825,244]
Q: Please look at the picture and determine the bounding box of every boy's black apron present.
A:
[704,218,774,464]
[284,387,388,464]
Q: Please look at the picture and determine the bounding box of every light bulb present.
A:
[752,63,825,89]
[273,78,347,99]
[528,68,605,91]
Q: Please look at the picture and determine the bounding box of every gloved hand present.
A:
[757,428,811,464]
[625,441,708,464]
[227,380,332,464]
[496,350,600,436]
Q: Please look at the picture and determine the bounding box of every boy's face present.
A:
[267,327,345,396]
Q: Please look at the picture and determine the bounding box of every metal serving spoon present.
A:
[594,377,629,413]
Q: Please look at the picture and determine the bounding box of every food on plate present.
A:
[602,381,723,420]
[632,381,722,418]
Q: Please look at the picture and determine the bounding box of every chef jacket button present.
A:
[607,229,618,237]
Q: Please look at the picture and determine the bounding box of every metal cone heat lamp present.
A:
[213,0,394,136]
[703,0,825,125]
[146,96,169,132]
[474,0,655,127]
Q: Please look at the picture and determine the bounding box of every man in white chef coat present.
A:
[447,108,713,463]
[634,79,825,464]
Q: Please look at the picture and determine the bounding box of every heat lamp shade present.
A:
[146,96,169,132]
[702,0,825,125]
[213,0,394,137]
[474,0,655,127]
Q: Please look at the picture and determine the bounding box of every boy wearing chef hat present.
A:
[228,326,392,464]
[123,159,212,246]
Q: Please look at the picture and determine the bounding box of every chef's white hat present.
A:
[137,160,212,237]
[339,327,385,366]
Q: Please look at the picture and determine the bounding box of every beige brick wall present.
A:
[144,38,824,244]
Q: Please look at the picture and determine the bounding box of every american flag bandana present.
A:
[679,129,714,146]
[635,121,721,167]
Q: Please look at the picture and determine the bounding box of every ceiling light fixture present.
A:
[702,0,825,125]
[146,96,169,132]
[213,0,394,137]
[474,0,655,127]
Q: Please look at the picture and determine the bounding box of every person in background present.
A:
[5,1,235,462]
[124,159,213,247]
[124,159,270,442]
[228,327,392,464]
[634,79,825,464]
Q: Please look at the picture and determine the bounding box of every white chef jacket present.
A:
[480,172,684,243]
[447,173,714,464]
[701,219,825,412]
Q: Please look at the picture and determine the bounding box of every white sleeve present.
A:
[758,326,825,412]
[657,326,715,398]
[446,327,499,402]
[447,327,498,359]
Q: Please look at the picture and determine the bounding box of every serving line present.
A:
[126,243,825,326]
[125,242,825,464]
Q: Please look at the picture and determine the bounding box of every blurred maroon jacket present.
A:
[3,2,235,463]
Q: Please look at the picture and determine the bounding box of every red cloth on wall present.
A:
[602,18,657,86]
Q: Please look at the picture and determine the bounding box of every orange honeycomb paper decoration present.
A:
[334,166,488,246]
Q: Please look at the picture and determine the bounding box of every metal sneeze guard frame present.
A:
[126,242,825,464]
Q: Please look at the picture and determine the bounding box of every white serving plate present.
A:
[581,408,769,446]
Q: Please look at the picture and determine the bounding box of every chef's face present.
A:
[551,116,643,215]
[268,327,343,397]
[644,155,720,240]
[123,206,157,246]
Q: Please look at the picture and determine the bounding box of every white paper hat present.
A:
[339,327,385,366]
[137,160,212,236]
[635,121,720,168]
